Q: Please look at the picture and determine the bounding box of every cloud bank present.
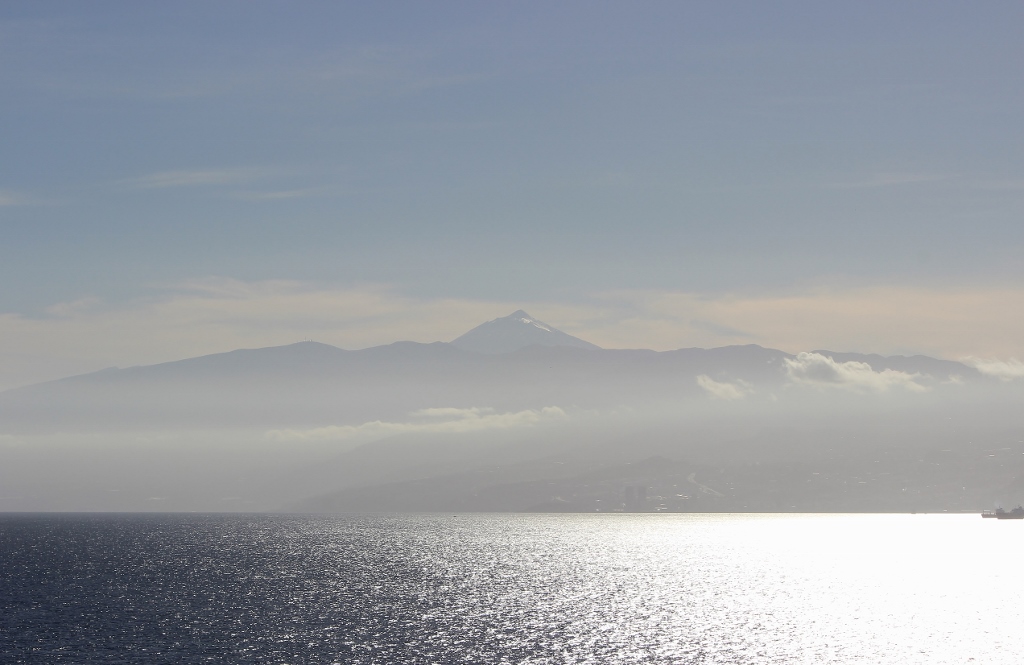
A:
[697,375,753,400]
[266,406,568,443]
[784,352,928,393]
[965,357,1024,381]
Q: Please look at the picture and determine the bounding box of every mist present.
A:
[2,312,1022,513]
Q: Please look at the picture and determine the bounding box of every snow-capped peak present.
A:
[509,310,551,332]
[450,310,601,354]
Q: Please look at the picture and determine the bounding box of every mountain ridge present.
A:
[0,310,1016,514]
[2,310,984,396]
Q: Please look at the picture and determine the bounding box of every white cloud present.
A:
[964,357,1024,381]
[696,375,753,400]
[784,352,928,393]
[266,406,567,443]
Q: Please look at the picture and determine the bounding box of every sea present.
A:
[2,513,1022,664]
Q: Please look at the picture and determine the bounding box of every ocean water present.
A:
[1,513,1022,664]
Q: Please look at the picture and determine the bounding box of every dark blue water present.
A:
[2,513,1022,664]
[3,514,474,664]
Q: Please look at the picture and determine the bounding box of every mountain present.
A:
[0,341,792,434]
[0,315,986,437]
[450,310,601,354]
[1,310,1016,514]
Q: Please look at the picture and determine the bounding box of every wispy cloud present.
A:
[266,406,568,443]
[696,375,753,400]
[0,189,36,206]
[18,39,480,118]
[44,297,102,318]
[689,319,752,339]
[963,357,1024,381]
[827,172,949,189]
[230,188,324,202]
[121,168,267,189]
[580,286,1024,362]
[785,352,928,393]
[970,179,1024,191]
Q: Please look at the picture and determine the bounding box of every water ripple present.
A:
[1,513,1022,663]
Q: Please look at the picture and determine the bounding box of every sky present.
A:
[3,1,1024,390]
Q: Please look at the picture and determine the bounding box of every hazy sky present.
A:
[3,2,1024,388]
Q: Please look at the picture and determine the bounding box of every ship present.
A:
[984,506,1024,519]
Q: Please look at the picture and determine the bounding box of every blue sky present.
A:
[2,1,1024,387]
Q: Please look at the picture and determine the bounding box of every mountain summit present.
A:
[450,310,601,354]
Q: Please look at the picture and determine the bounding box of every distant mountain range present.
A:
[2,310,1019,514]
[0,310,981,434]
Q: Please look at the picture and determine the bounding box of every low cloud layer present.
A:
[965,357,1024,381]
[785,352,928,393]
[697,375,753,400]
[266,406,568,444]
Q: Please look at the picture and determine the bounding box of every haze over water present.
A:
[3,513,1022,664]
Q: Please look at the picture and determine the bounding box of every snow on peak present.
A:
[503,310,552,331]
[450,310,601,354]
[509,313,551,332]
